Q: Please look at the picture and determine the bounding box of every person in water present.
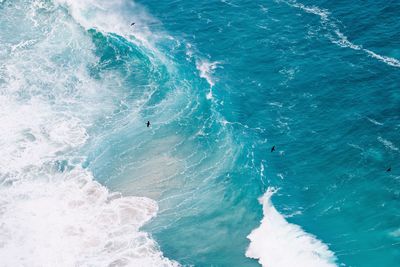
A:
[146,121,150,127]
[387,167,391,172]
[271,145,275,152]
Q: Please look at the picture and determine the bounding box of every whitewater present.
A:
[0,0,179,266]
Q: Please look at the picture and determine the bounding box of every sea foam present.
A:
[195,59,220,99]
[0,169,179,267]
[246,188,337,267]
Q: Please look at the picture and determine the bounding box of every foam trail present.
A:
[279,0,400,68]
[364,49,400,68]
[246,188,337,267]
[366,117,384,126]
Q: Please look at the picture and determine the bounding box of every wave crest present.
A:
[246,188,337,267]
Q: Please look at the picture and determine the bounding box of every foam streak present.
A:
[279,0,400,68]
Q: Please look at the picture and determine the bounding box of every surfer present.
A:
[386,167,391,172]
[271,146,275,152]
[146,121,150,128]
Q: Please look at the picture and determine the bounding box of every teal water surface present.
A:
[127,0,400,266]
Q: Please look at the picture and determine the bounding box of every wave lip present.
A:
[246,188,337,267]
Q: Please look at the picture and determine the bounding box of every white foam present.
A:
[280,0,400,68]
[331,30,362,51]
[366,117,384,126]
[185,43,194,61]
[0,168,179,267]
[195,60,220,99]
[378,136,399,152]
[246,188,337,267]
[288,2,329,20]
[364,49,400,68]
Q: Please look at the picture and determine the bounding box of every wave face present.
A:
[2,0,400,266]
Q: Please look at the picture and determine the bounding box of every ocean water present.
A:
[0,0,399,266]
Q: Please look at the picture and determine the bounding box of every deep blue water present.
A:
[1,0,399,266]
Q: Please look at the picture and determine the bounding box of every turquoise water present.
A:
[0,0,399,266]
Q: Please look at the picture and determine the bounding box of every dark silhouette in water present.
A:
[387,167,391,172]
[146,121,150,128]
[271,146,275,152]
[131,22,135,26]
